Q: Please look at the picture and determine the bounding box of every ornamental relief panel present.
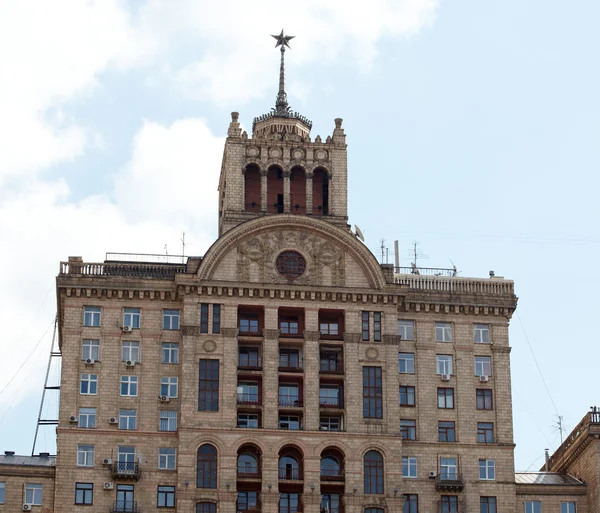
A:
[236,229,346,287]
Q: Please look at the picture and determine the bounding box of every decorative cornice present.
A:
[264,329,281,339]
[344,333,361,343]
[304,330,320,341]
[58,286,177,301]
[221,327,239,338]
[383,334,402,345]
[491,345,511,354]
[181,325,200,336]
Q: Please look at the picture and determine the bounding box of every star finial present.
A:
[272,29,295,49]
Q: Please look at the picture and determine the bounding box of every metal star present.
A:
[271,29,294,49]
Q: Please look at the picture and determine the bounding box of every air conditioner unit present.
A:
[125,360,135,367]
[429,471,437,479]
[69,415,77,423]
[103,458,113,465]
[85,358,95,365]
[441,374,451,381]
[103,482,114,490]
[160,395,170,403]
[122,325,133,333]
[480,375,489,382]
[109,417,118,424]
[23,504,33,511]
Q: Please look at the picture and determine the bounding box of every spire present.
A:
[271,29,294,116]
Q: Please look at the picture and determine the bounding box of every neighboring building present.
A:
[0,453,55,511]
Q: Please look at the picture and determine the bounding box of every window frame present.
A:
[436,355,453,375]
[364,450,384,495]
[0,481,5,504]
[474,323,490,343]
[82,339,100,361]
[480,496,497,513]
[479,459,496,480]
[438,421,456,442]
[83,306,101,327]
[200,303,209,333]
[80,373,98,395]
[402,456,417,478]
[197,444,218,489]
[400,385,416,406]
[123,307,141,329]
[399,352,415,373]
[403,494,418,513]
[121,341,140,363]
[199,360,219,411]
[400,419,417,440]
[362,311,370,341]
[475,356,492,376]
[561,502,576,513]
[157,485,176,508]
[237,413,260,429]
[159,448,177,470]
[119,409,137,430]
[477,422,494,443]
[78,407,96,428]
[161,343,179,364]
[438,388,454,409]
[75,482,93,505]
[440,457,457,479]
[398,320,415,341]
[163,309,180,330]
[363,366,383,419]
[435,322,452,342]
[25,483,43,505]
[212,304,221,334]
[159,410,178,432]
[476,389,493,410]
[373,312,382,342]
[161,377,179,398]
[525,501,542,513]
[120,375,138,397]
[77,444,95,467]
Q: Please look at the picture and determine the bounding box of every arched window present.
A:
[364,450,384,494]
[289,166,306,214]
[364,509,384,513]
[279,455,300,480]
[238,453,259,477]
[267,166,284,213]
[321,456,340,478]
[197,503,216,513]
[312,168,329,216]
[197,444,217,488]
[244,164,261,213]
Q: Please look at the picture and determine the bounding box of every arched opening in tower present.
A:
[244,164,261,213]
[289,166,306,214]
[313,167,329,216]
[267,166,284,213]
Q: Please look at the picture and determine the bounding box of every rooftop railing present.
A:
[547,408,600,470]
[394,273,514,296]
[60,261,186,279]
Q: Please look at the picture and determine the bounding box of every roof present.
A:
[0,454,56,467]
[515,472,584,485]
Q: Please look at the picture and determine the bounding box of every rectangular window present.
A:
[240,491,260,512]
[77,444,95,467]
[122,341,140,363]
[435,322,452,342]
[440,458,457,479]
[161,377,178,398]
[280,315,300,335]
[320,416,341,431]
[239,347,260,368]
[400,419,417,440]
[123,308,140,329]
[481,497,497,513]
[279,348,301,370]
[163,309,180,330]
[477,389,493,410]
[237,413,259,429]
[474,324,490,343]
[374,312,382,342]
[279,383,300,406]
[120,375,138,397]
[479,459,495,480]
[438,388,454,408]
[212,304,221,334]
[436,355,453,375]
[239,381,260,404]
[78,407,96,428]
[478,422,494,443]
[83,306,101,327]
[158,485,176,508]
[75,482,93,505]
[398,320,414,341]
[160,410,177,432]
[441,496,458,513]
[399,352,415,373]
[200,304,209,333]
[161,343,179,364]
[0,482,5,504]
[279,415,301,430]
[159,448,176,470]
[240,312,260,334]
[402,456,417,478]
[400,386,416,406]
[525,502,542,513]
[80,374,98,395]
[82,339,99,361]
[475,356,491,376]
[363,366,383,418]
[319,385,341,407]
[199,359,219,411]
[119,409,137,430]
[438,421,456,442]
[561,503,576,513]
[25,484,43,505]
[404,494,418,513]
[361,312,370,341]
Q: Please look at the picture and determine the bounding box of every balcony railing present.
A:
[112,462,140,480]
[319,360,343,374]
[319,398,343,409]
[319,331,343,341]
[237,467,261,479]
[435,473,464,491]
[238,358,262,370]
[279,396,303,408]
[110,501,138,513]
[237,393,261,406]
[394,273,515,296]
[280,329,304,339]
[320,466,344,481]
[278,361,303,372]
[239,328,263,337]
[60,260,186,279]
[279,468,302,480]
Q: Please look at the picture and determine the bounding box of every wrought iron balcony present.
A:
[279,468,302,481]
[111,462,141,480]
[320,466,344,481]
[278,360,303,372]
[237,466,261,479]
[319,360,343,374]
[237,393,261,406]
[319,398,343,409]
[110,501,138,513]
[435,473,464,491]
[279,396,303,408]
[238,357,262,370]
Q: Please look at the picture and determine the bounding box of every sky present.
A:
[0,0,599,472]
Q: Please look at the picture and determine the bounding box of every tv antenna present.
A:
[409,241,428,268]
[380,239,389,264]
[551,415,566,445]
[164,244,168,256]
[181,231,186,261]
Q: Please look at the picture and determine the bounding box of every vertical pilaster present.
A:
[283,170,291,213]
[261,169,268,213]
[304,331,320,431]
[264,307,279,429]
[305,172,313,215]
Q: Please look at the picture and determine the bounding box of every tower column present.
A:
[305,171,313,215]
[283,170,291,213]
[260,169,268,213]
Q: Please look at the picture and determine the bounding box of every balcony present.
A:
[111,462,140,480]
[239,328,263,338]
[278,361,303,373]
[435,473,464,492]
[320,466,344,481]
[319,398,343,409]
[279,396,303,408]
[110,501,139,513]
[237,393,261,406]
[279,468,302,481]
[319,360,343,374]
[436,500,465,513]
[238,357,262,371]
[237,467,261,479]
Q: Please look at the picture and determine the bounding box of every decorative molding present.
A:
[383,334,402,345]
[202,340,217,353]
[181,326,199,336]
[366,347,379,360]
[264,329,281,339]
[491,345,512,354]
[221,327,239,338]
[304,330,320,341]
[344,333,361,344]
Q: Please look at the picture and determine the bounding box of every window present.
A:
[239,491,259,512]
[239,347,260,368]
[238,453,259,476]
[279,454,300,480]
[160,310,179,331]
[398,320,414,340]
[319,311,341,337]
[321,495,340,513]
[481,497,497,513]
[477,422,494,443]
[238,413,259,428]
[161,377,178,398]
[525,502,542,513]
[197,444,217,488]
[400,419,417,440]
[561,503,576,513]
[362,312,370,341]
[117,447,136,473]
[363,366,383,418]
[440,457,457,479]
[80,374,98,395]
[320,416,341,431]
[402,456,417,478]
[474,324,490,343]
[162,343,179,364]
[238,381,260,404]
[197,503,216,513]
[199,360,219,411]
[320,385,341,407]
[364,450,384,494]
[158,486,175,508]
[436,355,453,375]
[280,315,300,335]
[116,484,134,512]
[120,375,138,396]
[475,356,491,376]
[160,411,177,432]
[82,339,99,361]
[79,407,96,428]
[477,389,493,410]
[123,308,140,329]
[279,415,301,430]
[400,386,416,406]
[279,384,300,406]
[201,304,209,333]
[441,496,458,513]
[83,306,101,327]
[75,482,93,505]
[276,250,306,278]
[0,482,5,504]
[404,494,418,513]
[25,484,43,505]
[159,448,176,470]
[399,352,415,373]
[479,459,495,480]
[438,388,454,408]
[213,305,221,334]
[77,444,95,467]
[280,493,300,513]
[279,348,301,369]
[438,421,456,442]
[119,409,136,430]
[239,312,260,334]
[435,322,452,342]
[374,312,382,341]
[122,341,140,362]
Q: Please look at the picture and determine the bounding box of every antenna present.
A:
[164,244,168,256]
[181,231,186,262]
[354,225,365,242]
[408,241,428,268]
[380,239,386,264]
[551,415,566,445]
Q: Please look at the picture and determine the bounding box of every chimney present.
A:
[544,448,550,471]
